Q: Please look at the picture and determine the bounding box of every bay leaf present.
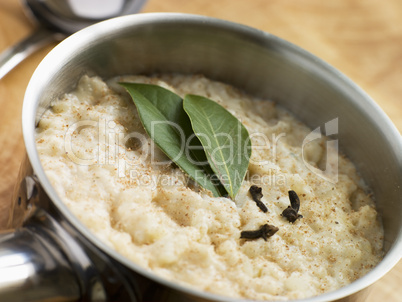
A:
[120,83,226,197]
[184,94,251,198]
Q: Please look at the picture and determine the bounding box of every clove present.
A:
[240,224,279,241]
[249,185,268,213]
[281,190,303,223]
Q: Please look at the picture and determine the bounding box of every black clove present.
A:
[281,190,303,223]
[240,224,279,241]
[249,185,268,213]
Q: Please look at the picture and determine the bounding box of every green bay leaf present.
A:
[119,83,226,197]
[183,94,251,198]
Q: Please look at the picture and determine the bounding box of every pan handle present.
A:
[3,156,140,302]
[0,208,109,301]
[0,225,80,301]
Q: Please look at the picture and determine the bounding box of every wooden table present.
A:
[0,0,401,300]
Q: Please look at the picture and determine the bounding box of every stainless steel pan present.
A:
[1,13,401,302]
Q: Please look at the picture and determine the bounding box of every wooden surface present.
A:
[0,0,401,300]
